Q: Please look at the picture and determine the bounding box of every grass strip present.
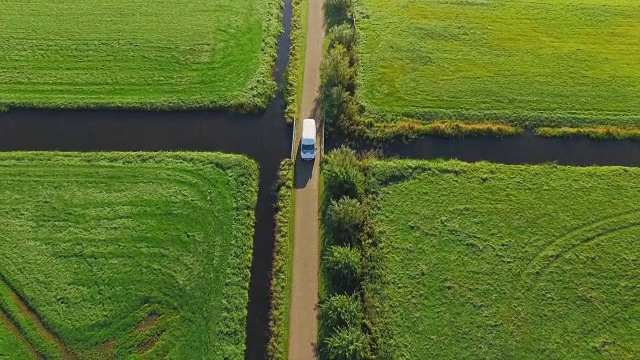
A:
[267,160,295,360]
[0,276,65,360]
[285,0,309,123]
[364,119,522,142]
[535,126,640,141]
[0,310,38,359]
[241,0,285,112]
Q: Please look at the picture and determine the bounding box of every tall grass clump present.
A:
[324,0,353,27]
[325,246,362,294]
[327,198,368,248]
[324,326,370,360]
[320,294,363,331]
[323,147,365,200]
[267,160,295,360]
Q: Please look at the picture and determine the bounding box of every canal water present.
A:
[327,131,640,167]
[1,0,640,357]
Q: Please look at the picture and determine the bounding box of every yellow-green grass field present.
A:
[0,0,281,111]
[357,0,640,128]
[368,160,639,359]
[0,152,258,359]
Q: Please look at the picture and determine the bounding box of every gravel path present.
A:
[287,0,325,358]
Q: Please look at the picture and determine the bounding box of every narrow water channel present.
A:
[328,131,640,167]
[0,0,293,358]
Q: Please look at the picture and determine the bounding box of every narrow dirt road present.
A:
[287,0,325,358]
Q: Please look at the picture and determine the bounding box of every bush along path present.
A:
[318,148,376,359]
[287,0,325,358]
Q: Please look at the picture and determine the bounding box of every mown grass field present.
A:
[368,160,640,359]
[357,0,640,128]
[0,152,258,359]
[0,0,281,111]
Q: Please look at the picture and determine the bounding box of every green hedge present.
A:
[319,148,376,359]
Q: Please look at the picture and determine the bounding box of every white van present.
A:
[301,118,316,161]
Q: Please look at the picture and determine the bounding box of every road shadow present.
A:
[295,156,314,189]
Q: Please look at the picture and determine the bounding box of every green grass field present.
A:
[368,160,640,359]
[357,0,640,128]
[0,0,281,111]
[0,152,258,359]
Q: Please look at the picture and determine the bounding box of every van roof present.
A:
[302,119,316,140]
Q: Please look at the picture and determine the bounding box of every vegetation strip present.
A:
[363,120,523,142]
[318,148,376,359]
[364,158,640,358]
[267,160,295,360]
[536,126,640,141]
[285,0,309,123]
[0,0,282,112]
[0,152,258,359]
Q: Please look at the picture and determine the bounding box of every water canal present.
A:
[1,0,639,357]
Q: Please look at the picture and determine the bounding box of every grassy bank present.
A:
[357,0,640,129]
[267,160,295,360]
[364,119,523,142]
[0,152,259,359]
[366,159,640,358]
[285,0,309,123]
[536,126,640,141]
[0,0,282,112]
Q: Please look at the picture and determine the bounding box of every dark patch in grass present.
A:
[136,330,165,354]
[135,313,161,334]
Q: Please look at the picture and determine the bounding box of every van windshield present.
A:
[301,144,314,152]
